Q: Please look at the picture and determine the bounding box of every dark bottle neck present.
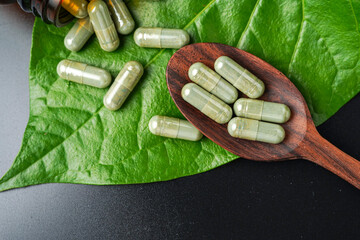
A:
[17,0,32,12]
[0,0,17,4]
[17,0,73,27]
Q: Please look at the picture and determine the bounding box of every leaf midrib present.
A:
[287,0,305,76]
[236,0,261,48]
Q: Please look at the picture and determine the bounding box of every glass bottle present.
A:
[10,0,74,27]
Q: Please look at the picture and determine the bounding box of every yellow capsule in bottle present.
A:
[103,61,143,111]
[181,83,232,124]
[234,98,291,123]
[88,0,120,52]
[188,62,238,104]
[214,56,265,98]
[134,27,190,49]
[64,17,94,52]
[228,117,285,144]
[149,116,203,141]
[61,0,88,19]
[57,60,112,88]
[107,0,135,35]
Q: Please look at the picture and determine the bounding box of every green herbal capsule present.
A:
[149,115,203,141]
[107,0,135,35]
[228,117,285,144]
[188,62,238,104]
[103,61,143,111]
[64,17,94,52]
[61,0,88,18]
[57,60,112,88]
[134,27,190,49]
[88,0,120,52]
[214,56,265,98]
[181,83,232,124]
[234,98,291,123]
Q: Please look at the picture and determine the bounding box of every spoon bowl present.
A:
[166,43,360,189]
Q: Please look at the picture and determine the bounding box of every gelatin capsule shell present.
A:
[88,0,120,52]
[57,59,112,88]
[103,61,144,111]
[214,56,265,98]
[188,62,238,104]
[228,117,285,144]
[61,0,88,18]
[234,98,291,123]
[181,83,232,124]
[64,17,94,52]
[134,27,190,49]
[149,115,203,141]
[107,0,135,35]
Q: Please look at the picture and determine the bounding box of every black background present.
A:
[0,3,359,240]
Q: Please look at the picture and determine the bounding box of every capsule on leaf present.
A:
[107,0,135,35]
[103,61,143,111]
[134,27,190,49]
[57,60,112,88]
[64,17,94,52]
[88,0,120,52]
[149,115,203,141]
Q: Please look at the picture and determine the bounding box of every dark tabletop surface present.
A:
[0,3,359,240]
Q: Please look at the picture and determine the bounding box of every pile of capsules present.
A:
[57,0,190,111]
[57,0,290,145]
[61,0,190,52]
[150,57,291,145]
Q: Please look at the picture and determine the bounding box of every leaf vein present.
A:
[183,0,217,30]
[287,0,305,76]
[307,22,339,87]
[349,0,360,34]
[236,0,262,48]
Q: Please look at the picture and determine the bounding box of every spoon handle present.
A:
[301,133,360,189]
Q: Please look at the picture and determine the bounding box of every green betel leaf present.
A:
[0,0,359,191]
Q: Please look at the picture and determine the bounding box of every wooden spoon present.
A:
[166,43,360,189]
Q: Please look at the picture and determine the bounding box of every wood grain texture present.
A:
[166,43,360,189]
